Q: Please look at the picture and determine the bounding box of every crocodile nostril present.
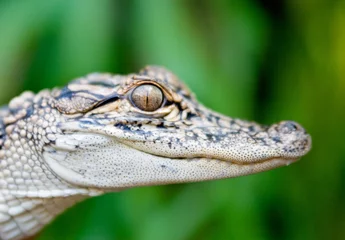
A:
[279,121,300,134]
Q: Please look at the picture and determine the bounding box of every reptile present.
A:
[0,66,311,240]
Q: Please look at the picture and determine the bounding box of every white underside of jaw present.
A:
[45,133,298,189]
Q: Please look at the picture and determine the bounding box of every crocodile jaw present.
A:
[44,130,309,189]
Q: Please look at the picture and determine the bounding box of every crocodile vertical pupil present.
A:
[131,84,163,111]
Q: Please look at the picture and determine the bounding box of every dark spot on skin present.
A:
[114,123,131,131]
[24,105,34,118]
[161,165,166,168]
[156,123,165,129]
[0,119,5,135]
[256,138,270,146]
[272,136,282,143]
[80,119,100,125]
[174,101,185,112]
[205,134,215,142]
[214,115,221,126]
[88,81,116,88]
[0,118,6,150]
[168,142,172,149]
[248,126,255,132]
[282,146,297,153]
[186,112,198,120]
[156,136,162,142]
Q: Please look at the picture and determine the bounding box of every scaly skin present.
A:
[0,66,311,240]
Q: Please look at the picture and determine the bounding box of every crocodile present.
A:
[0,66,311,240]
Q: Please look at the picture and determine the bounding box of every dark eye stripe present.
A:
[94,93,121,108]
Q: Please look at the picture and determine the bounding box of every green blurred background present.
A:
[0,0,344,239]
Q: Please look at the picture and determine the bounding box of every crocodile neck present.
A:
[0,102,98,240]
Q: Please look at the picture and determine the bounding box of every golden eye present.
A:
[131,84,164,111]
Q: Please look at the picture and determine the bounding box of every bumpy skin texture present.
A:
[0,66,311,240]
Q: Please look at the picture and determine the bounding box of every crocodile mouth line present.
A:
[115,137,299,166]
[175,156,298,166]
[55,128,302,168]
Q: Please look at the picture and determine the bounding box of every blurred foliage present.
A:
[0,0,344,239]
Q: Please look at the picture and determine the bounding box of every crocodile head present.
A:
[44,66,311,189]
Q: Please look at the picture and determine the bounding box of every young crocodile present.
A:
[0,66,311,240]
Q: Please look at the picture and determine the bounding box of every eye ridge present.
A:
[130,84,164,112]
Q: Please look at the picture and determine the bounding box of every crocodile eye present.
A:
[131,84,164,111]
